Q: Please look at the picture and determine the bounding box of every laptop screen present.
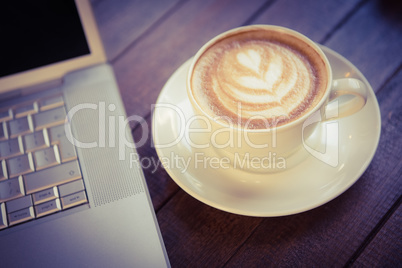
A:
[0,0,106,95]
[0,1,90,78]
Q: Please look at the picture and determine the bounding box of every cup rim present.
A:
[187,24,333,132]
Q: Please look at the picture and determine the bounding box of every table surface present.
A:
[91,0,401,267]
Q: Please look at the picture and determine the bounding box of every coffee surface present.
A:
[191,29,328,129]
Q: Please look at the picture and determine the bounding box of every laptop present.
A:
[0,1,170,267]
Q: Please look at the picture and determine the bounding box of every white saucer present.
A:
[152,46,381,216]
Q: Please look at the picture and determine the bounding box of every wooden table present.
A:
[91,0,401,266]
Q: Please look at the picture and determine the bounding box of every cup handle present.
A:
[324,78,368,120]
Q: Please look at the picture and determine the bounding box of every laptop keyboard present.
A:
[0,94,88,230]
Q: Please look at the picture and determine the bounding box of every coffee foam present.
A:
[191,28,328,129]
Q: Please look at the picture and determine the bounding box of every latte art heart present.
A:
[191,33,327,129]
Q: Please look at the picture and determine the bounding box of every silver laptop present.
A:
[0,1,170,267]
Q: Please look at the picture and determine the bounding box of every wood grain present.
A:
[353,200,402,267]
[252,0,362,42]
[91,0,183,61]
[324,0,402,91]
[157,190,263,268]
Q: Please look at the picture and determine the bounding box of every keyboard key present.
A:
[0,137,23,159]
[24,160,81,194]
[35,199,61,218]
[0,160,7,181]
[61,190,87,209]
[49,125,77,162]
[8,116,33,138]
[0,109,13,123]
[0,122,7,140]
[7,153,35,178]
[49,124,67,144]
[24,129,49,152]
[39,95,64,111]
[14,102,38,118]
[0,176,25,203]
[58,138,77,162]
[0,203,7,229]
[6,195,33,213]
[33,146,60,170]
[32,187,59,205]
[33,107,67,130]
[59,179,85,197]
[8,206,35,226]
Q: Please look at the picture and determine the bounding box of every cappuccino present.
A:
[190,27,328,129]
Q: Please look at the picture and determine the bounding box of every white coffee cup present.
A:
[186,25,367,173]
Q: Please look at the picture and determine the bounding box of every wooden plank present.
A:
[252,0,362,42]
[353,201,402,267]
[156,190,263,268]
[91,0,183,61]
[324,0,402,91]
[111,0,268,119]
[224,68,402,267]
